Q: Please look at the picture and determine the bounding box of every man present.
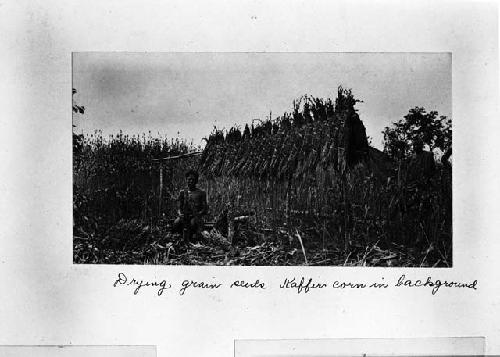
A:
[440,147,452,227]
[173,169,208,243]
[441,147,452,168]
[403,139,436,245]
[406,138,436,186]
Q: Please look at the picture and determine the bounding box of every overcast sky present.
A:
[72,52,451,150]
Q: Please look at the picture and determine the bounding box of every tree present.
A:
[382,107,452,160]
[73,89,85,166]
[72,88,85,114]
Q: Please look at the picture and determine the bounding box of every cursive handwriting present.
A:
[230,279,266,289]
[279,277,327,294]
[110,274,478,296]
[332,280,367,289]
[113,272,171,296]
[179,280,222,295]
[395,274,478,295]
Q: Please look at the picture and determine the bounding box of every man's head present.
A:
[185,169,199,190]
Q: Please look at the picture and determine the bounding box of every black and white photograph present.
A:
[2,1,499,357]
[73,52,452,266]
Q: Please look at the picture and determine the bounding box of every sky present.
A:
[72,52,451,150]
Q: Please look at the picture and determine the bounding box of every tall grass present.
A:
[73,131,199,240]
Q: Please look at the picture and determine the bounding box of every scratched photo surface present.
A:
[72,52,452,266]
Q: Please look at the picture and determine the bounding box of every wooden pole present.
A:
[152,151,202,162]
[159,162,163,217]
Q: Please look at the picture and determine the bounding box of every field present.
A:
[73,89,452,266]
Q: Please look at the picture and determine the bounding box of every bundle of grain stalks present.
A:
[200,87,379,181]
[198,87,397,250]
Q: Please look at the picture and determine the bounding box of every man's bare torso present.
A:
[179,188,207,217]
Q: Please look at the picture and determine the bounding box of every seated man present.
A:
[172,169,208,243]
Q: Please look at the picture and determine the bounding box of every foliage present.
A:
[72,88,85,114]
[72,88,85,167]
[382,107,452,160]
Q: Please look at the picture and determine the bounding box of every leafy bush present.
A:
[382,107,452,160]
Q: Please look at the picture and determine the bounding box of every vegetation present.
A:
[382,107,452,160]
[73,87,452,266]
